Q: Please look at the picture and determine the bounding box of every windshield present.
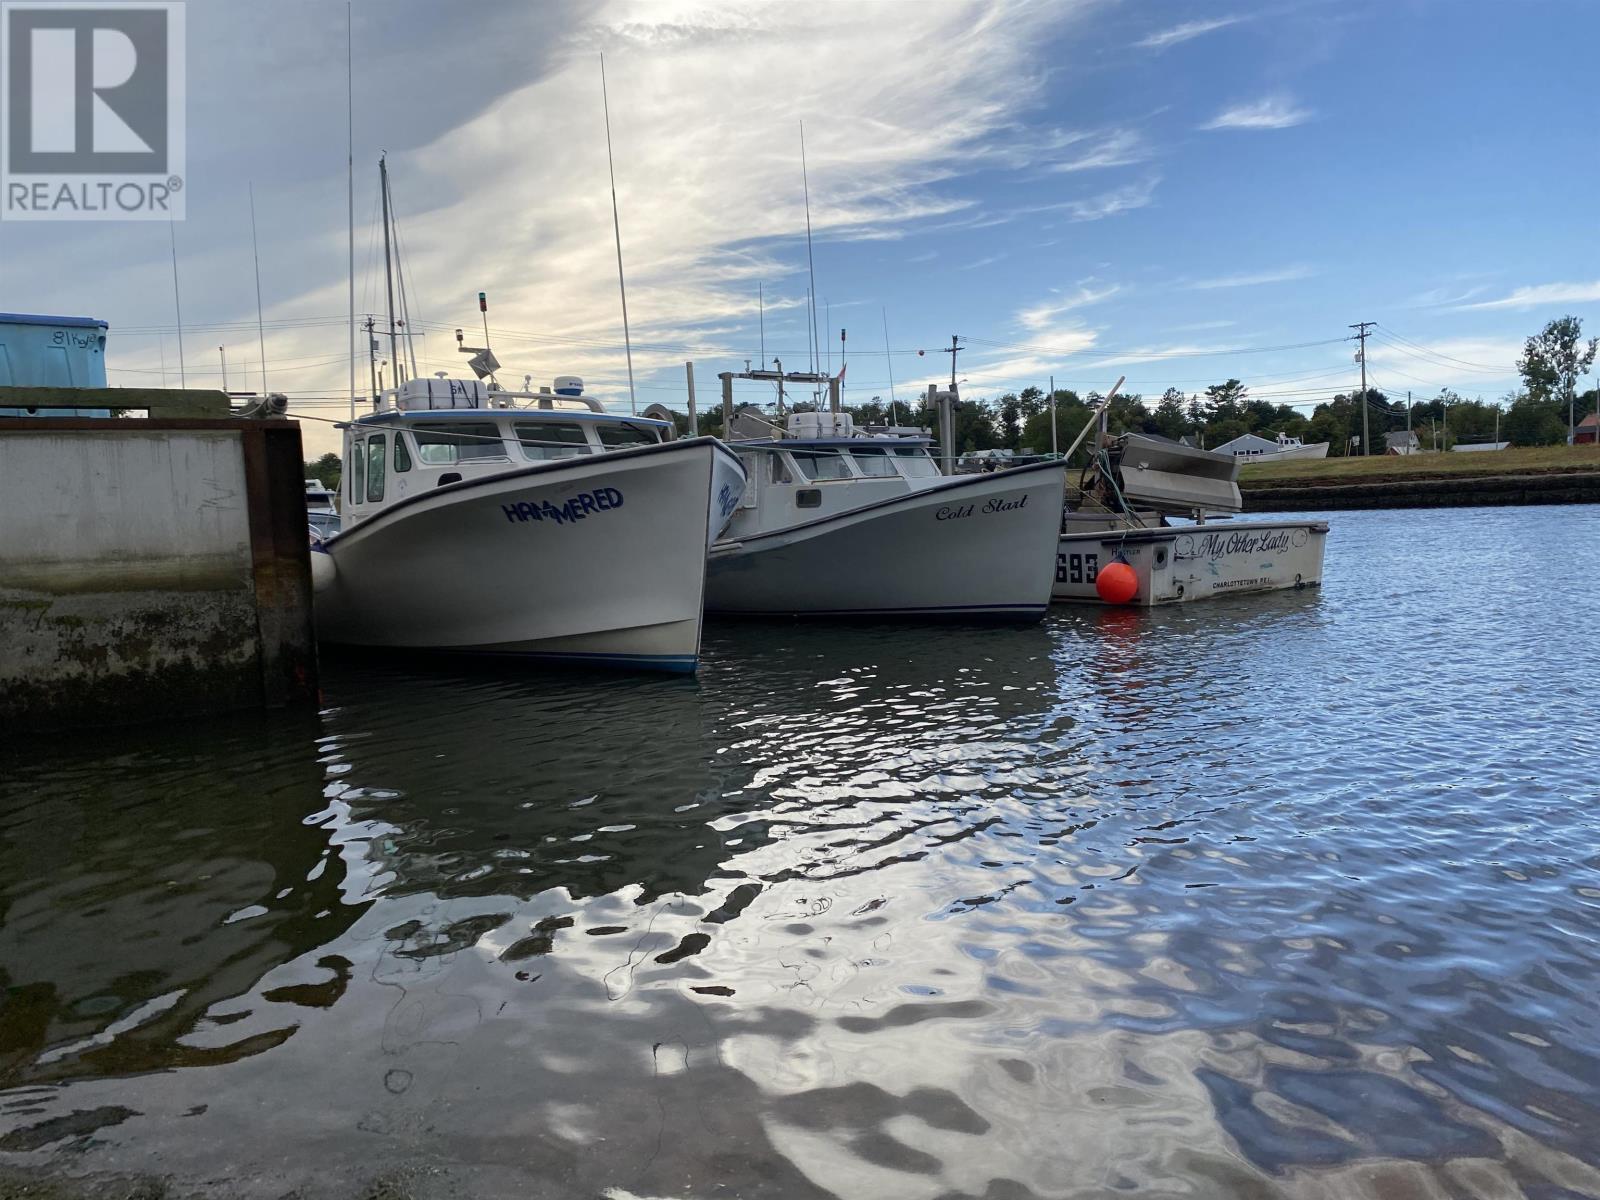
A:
[893,445,941,478]
[411,422,508,465]
[597,421,661,448]
[514,422,591,460]
[849,446,900,477]
[789,449,854,481]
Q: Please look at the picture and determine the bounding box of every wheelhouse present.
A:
[337,381,671,530]
[721,436,944,537]
[735,438,941,487]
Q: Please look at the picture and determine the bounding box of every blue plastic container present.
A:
[0,313,111,416]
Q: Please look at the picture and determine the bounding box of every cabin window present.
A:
[366,435,386,502]
[596,421,661,449]
[350,440,365,503]
[514,422,591,460]
[789,449,854,481]
[412,422,508,465]
[768,454,793,485]
[892,446,941,479]
[849,446,899,477]
[393,432,412,472]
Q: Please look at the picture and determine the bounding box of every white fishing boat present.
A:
[704,370,1063,619]
[311,375,745,672]
[1054,420,1328,606]
[1213,431,1330,462]
[304,479,340,540]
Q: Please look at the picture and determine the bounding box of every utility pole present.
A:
[219,345,228,392]
[942,335,963,391]
[1350,321,1375,455]
[364,316,378,401]
[1406,390,1412,450]
[1049,374,1058,459]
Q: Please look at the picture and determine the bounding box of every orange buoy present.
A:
[1095,559,1138,605]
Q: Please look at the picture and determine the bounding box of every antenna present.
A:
[167,218,186,387]
[758,281,765,365]
[249,181,269,396]
[800,121,821,378]
[882,307,897,424]
[346,1,354,420]
[600,54,637,416]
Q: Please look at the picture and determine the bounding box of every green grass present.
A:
[1239,444,1600,486]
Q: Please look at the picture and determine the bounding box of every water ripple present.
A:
[1,506,1598,1198]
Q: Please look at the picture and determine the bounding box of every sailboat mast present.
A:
[249,181,268,395]
[168,218,186,387]
[600,55,637,416]
[882,307,897,425]
[379,154,400,387]
[346,1,355,420]
[800,121,821,380]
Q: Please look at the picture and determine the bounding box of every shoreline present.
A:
[1237,446,1600,510]
[1242,469,1600,510]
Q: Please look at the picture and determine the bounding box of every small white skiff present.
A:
[1053,413,1329,607]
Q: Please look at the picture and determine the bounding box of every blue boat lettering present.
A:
[717,483,740,520]
[502,487,624,525]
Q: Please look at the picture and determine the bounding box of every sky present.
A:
[3,0,1598,457]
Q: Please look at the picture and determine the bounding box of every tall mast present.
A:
[346,2,355,419]
[882,307,897,424]
[800,121,821,379]
[249,181,268,395]
[600,55,637,416]
[167,218,186,387]
[380,154,399,387]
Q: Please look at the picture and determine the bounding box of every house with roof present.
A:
[1210,432,1281,459]
[1577,412,1598,445]
[1386,430,1422,455]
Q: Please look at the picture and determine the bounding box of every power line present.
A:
[1374,324,1512,373]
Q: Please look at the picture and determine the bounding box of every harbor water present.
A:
[2,505,1597,1199]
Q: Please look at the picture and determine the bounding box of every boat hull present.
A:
[1238,441,1330,463]
[1053,519,1329,606]
[315,438,739,672]
[705,462,1065,619]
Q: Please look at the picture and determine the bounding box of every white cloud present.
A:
[1454,281,1600,311]
[1405,283,1490,308]
[1201,96,1312,131]
[1061,175,1160,222]
[1135,16,1243,51]
[1362,337,1521,390]
[0,0,1096,456]
[961,328,1103,392]
[1046,129,1149,172]
[1184,265,1314,290]
[1171,319,1238,332]
[1016,284,1121,330]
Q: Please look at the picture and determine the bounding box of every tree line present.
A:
[769,314,1598,458]
[307,316,1599,482]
